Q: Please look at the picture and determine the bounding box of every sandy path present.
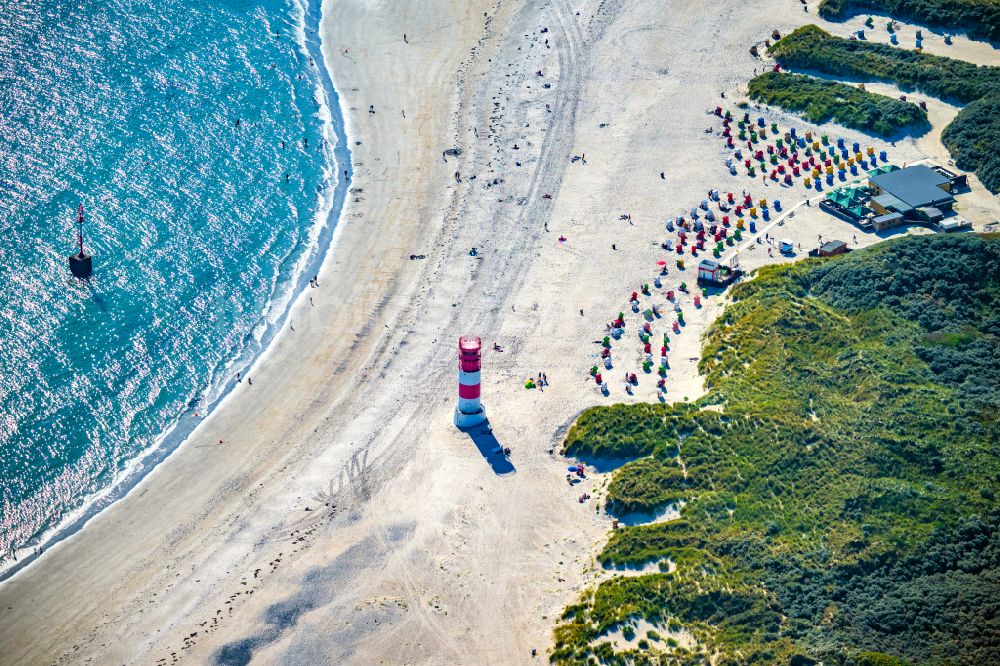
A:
[0,1,996,665]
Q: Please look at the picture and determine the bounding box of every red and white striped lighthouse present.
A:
[454,335,487,428]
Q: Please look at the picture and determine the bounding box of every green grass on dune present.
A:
[768,25,1000,104]
[818,0,1000,43]
[941,93,1000,194]
[605,457,690,516]
[747,71,927,136]
[552,235,1000,665]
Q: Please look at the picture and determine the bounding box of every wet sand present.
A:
[0,1,996,664]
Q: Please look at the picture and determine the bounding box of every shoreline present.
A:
[0,0,353,583]
[0,1,995,663]
[0,0,502,660]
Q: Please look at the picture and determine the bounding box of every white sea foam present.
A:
[0,0,351,582]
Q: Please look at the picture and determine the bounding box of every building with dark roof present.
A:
[871,193,907,213]
[818,240,848,256]
[868,165,955,216]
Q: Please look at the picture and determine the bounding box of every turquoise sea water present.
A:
[0,0,347,570]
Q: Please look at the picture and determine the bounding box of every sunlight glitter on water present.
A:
[0,0,340,566]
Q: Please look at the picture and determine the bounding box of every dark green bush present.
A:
[552,236,1000,665]
[747,71,928,136]
[941,93,1000,192]
[606,457,690,515]
[819,0,1000,42]
[769,25,1000,104]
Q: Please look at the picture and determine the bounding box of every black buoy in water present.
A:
[68,203,93,278]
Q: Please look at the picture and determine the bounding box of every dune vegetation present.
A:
[818,0,1000,43]
[767,25,1000,104]
[764,25,1000,192]
[553,235,1000,665]
[941,93,1000,193]
[747,71,927,136]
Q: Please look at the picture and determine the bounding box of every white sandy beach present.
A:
[0,1,997,664]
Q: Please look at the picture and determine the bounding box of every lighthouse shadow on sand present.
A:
[460,420,515,476]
